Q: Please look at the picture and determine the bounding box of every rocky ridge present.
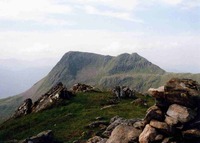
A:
[87,78,200,143]
[12,82,73,118]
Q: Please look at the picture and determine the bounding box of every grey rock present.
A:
[150,120,169,131]
[19,130,55,143]
[166,104,196,123]
[165,115,178,126]
[13,98,32,118]
[182,129,200,139]
[72,83,94,93]
[87,136,107,143]
[88,121,109,128]
[103,116,138,137]
[131,98,147,106]
[144,105,164,123]
[113,86,136,99]
[106,124,142,143]
[139,124,157,143]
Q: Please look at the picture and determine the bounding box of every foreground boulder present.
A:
[102,116,140,137]
[166,104,196,123]
[139,124,157,143]
[13,82,74,118]
[107,124,142,143]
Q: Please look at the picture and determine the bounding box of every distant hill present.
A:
[0,51,200,122]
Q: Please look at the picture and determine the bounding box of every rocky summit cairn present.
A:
[86,78,200,143]
[141,78,200,143]
[13,82,74,118]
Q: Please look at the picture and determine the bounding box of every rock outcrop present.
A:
[107,124,142,143]
[13,82,73,118]
[13,98,32,118]
[87,136,107,143]
[19,130,56,143]
[112,86,136,99]
[87,78,200,143]
[72,83,94,93]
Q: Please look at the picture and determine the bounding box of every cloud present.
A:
[158,0,200,9]
[161,0,182,5]
[181,0,200,9]
[71,0,139,11]
[84,5,143,22]
[0,30,199,73]
[0,0,73,25]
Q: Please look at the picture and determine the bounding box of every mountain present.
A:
[0,51,200,122]
[34,51,165,100]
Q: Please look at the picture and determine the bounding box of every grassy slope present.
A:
[0,95,23,123]
[0,79,45,123]
[0,91,154,143]
[1,52,200,125]
[1,72,200,124]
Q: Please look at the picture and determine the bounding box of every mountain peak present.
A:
[34,51,165,98]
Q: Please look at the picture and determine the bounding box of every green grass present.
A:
[0,91,154,143]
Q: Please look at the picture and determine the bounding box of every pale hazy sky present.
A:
[0,0,200,73]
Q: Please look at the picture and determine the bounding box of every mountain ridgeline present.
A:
[35,51,165,99]
[1,51,200,122]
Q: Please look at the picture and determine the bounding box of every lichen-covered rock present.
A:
[72,83,94,93]
[139,124,157,143]
[102,116,138,137]
[165,115,178,126]
[13,98,32,118]
[32,83,73,113]
[150,120,169,131]
[182,129,200,139]
[144,105,164,123]
[166,104,196,123]
[13,82,74,118]
[149,78,200,108]
[87,136,107,143]
[106,124,142,143]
